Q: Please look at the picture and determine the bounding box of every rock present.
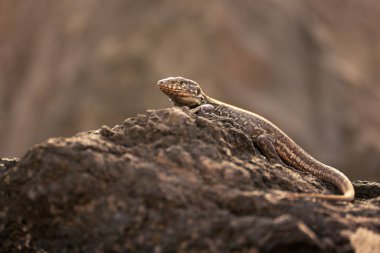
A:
[0,157,19,173]
[0,108,379,252]
[352,180,380,199]
[1,1,380,184]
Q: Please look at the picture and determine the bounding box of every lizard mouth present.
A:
[157,84,201,108]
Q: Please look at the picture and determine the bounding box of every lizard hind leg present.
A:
[255,134,285,165]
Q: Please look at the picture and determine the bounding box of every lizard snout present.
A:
[157,80,165,86]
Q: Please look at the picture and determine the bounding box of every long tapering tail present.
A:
[275,136,355,201]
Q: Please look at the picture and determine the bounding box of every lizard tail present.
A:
[289,166,355,201]
[275,137,355,201]
[285,187,355,201]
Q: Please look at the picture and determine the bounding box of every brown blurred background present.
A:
[0,0,379,181]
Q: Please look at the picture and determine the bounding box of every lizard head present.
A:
[157,77,207,108]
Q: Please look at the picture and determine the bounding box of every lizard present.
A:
[157,76,355,201]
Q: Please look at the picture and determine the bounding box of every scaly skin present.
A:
[157,77,355,201]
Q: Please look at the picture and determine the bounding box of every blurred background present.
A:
[0,0,379,181]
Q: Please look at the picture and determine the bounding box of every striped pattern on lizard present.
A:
[157,77,355,201]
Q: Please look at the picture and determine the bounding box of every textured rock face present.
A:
[0,158,18,173]
[1,108,379,252]
[1,0,380,181]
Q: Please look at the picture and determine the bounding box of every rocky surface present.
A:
[0,158,19,173]
[1,108,379,253]
[1,0,380,182]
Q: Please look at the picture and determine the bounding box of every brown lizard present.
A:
[157,76,355,201]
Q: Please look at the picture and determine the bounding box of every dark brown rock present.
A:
[1,1,380,184]
[0,108,379,252]
[0,158,19,173]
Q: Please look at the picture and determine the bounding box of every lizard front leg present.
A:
[255,134,284,165]
[193,104,214,115]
